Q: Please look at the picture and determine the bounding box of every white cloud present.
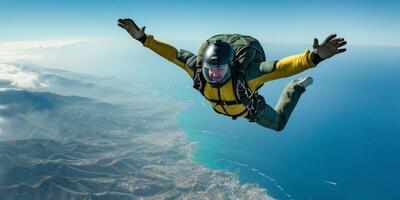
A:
[0,52,39,63]
[0,39,85,51]
[0,105,8,110]
[0,63,48,89]
[0,39,86,63]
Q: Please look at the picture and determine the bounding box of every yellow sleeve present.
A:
[255,50,316,84]
[143,34,195,77]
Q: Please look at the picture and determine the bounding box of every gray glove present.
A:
[313,34,347,59]
[118,18,146,42]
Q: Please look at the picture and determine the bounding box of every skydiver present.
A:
[118,18,347,132]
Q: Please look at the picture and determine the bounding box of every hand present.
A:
[117,18,146,40]
[313,34,347,59]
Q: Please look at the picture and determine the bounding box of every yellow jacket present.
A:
[142,34,317,119]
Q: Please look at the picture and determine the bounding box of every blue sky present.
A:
[0,0,399,46]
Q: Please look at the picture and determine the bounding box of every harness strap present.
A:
[204,97,247,106]
[233,72,252,101]
[193,65,205,95]
[213,107,248,120]
[193,66,265,121]
[245,94,266,122]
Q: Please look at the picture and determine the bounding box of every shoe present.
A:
[292,76,313,89]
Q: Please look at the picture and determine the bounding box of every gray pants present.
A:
[254,81,306,131]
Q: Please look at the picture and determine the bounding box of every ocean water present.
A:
[153,44,400,200]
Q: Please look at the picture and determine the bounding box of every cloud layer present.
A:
[0,39,85,63]
[0,64,47,89]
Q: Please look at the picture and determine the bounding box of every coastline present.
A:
[175,108,280,200]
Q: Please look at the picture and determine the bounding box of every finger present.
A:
[117,23,126,29]
[324,33,337,44]
[337,48,346,53]
[118,19,129,26]
[313,38,319,48]
[119,18,130,24]
[329,37,344,45]
[335,41,347,48]
[117,23,127,29]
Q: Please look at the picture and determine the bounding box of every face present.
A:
[208,67,228,82]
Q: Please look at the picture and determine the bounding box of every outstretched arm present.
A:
[118,18,197,78]
[248,34,347,87]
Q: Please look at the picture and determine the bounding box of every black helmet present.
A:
[202,40,235,87]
